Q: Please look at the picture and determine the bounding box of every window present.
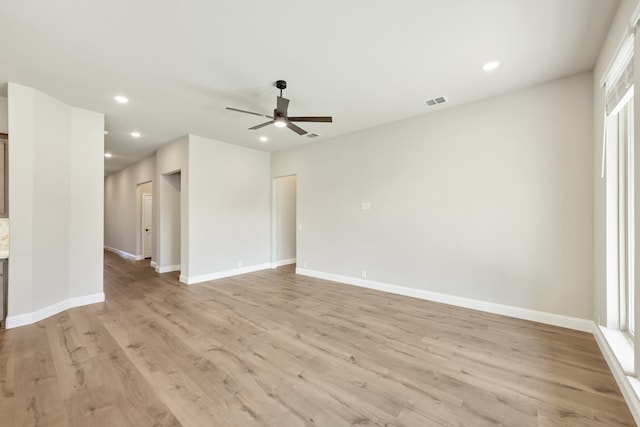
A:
[613,91,635,336]
[604,34,635,342]
[599,8,640,387]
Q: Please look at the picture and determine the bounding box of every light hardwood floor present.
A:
[0,251,636,426]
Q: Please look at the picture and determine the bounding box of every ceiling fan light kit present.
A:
[226,80,332,136]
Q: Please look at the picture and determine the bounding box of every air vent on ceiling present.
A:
[425,96,447,106]
[306,133,320,138]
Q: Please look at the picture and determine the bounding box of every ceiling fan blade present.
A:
[226,107,273,119]
[277,96,289,115]
[287,121,307,135]
[249,120,274,130]
[288,116,333,123]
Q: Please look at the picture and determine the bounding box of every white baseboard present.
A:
[150,261,157,268]
[593,324,640,425]
[104,246,143,261]
[180,263,271,285]
[295,268,593,333]
[6,292,105,329]
[156,264,180,273]
[271,258,296,269]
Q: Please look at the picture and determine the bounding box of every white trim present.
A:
[295,268,593,332]
[599,327,634,375]
[5,293,105,329]
[180,263,271,285]
[155,264,180,273]
[104,246,143,261]
[271,258,296,269]
[593,324,640,425]
[150,261,157,268]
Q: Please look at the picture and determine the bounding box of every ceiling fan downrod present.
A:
[275,80,287,97]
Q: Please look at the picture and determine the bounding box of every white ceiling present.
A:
[0,0,620,175]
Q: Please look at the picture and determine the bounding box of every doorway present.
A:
[272,175,297,268]
[158,171,181,272]
[136,181,153,260]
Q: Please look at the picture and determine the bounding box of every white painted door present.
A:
[142,193,153,259]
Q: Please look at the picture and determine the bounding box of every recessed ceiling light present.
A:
[114,95,129,104]
[482,60,501,72]
[104,153,113,158]
[259,136,268,142]
[130,131,141,138]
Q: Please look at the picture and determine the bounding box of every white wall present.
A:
[9,84,37,317]
[109,134,271,282]
[7,82,104,326]
[69,107,104,299]
[104,154,155,258]
[186,135,271,281]
[273,72,594,319]
[274,175,297,263]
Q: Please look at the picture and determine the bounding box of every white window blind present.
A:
[605,35,634,115]
[602,34,635,178]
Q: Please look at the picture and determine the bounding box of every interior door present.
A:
[142,193,153,259]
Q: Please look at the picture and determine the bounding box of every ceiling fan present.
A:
[226,80,332,135]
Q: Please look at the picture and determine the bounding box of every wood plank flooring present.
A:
[0,251,635,426]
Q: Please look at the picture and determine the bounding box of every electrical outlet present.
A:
[238,261,243,267]
[362,270,367,278]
